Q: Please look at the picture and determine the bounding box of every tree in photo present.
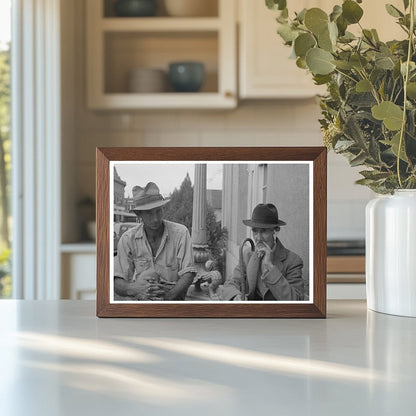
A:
[164,173,228,276]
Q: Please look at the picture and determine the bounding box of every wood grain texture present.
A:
[96,147,327,318]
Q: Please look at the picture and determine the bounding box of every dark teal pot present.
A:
[168,62,205,92]
[114,0,157,17]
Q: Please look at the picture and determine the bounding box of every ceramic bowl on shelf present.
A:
[164,0,217,17]
[168,61,205,92]
[128,68,167,93]
[114,0,158,17]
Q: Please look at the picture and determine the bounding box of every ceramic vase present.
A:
[366,189,416,317]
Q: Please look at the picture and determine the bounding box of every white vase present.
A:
[366,189,416,317]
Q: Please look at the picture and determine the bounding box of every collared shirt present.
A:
[114,220,197,282]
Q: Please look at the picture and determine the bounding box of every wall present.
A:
[61,0,375,243]
[267,164,310,281]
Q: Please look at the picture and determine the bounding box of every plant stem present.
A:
[358,69,381,104]
[334,68,358,84]
[397,0,415,188]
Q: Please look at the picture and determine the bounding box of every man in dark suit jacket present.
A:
[221,203,305,301]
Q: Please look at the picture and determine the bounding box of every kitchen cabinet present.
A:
[238,0,404,99]
[86,0,237,109]
[61,244,96,300]
[238,0,325,99]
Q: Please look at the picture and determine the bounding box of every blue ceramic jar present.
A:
[114,0,157,17]
[168,62,205,92]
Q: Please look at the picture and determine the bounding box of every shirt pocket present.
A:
[133,257,151,280]
[156,258,179,282]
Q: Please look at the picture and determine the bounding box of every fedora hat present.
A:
[132,182,170,211]
[242,203,286,228]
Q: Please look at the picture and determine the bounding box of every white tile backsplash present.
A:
[74,99,372,240]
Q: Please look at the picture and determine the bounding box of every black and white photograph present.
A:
[110,161,312,303]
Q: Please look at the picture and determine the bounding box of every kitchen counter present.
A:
[0,300,415,415]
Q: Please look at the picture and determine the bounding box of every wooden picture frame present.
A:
[96,147,327,318]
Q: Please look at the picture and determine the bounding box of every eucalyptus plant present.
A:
[266,0,416,193]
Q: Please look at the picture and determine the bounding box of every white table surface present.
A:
[0,300,415,416]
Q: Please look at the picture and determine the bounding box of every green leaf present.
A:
[356,79,372,92]
[385,132,409,162]
[375,55,395,70]
[407,82,416,99]
[342,0,364,24]
[328,21,338,45]
[348,92,377,107]
[339,31,356,43]
[372,101,404,131]
[350,54,368,70]
[371,29,380,42]
[363,29,376,46]
[296,8,307,23]
[369,136,382,163]
[306,48,335,75]
[344,114,367,147]
[318,27,334,52]
[336,15,348,36]
[313,74,332,85]
[401,61,416,76]
[403,0,409,10]
[385,4,404,18]
[334,139,355,151]
[378,77,386,100]
[350,152,367,167]
[330,5,342,22]
[393,60,402,79]
[277,23,298,43]
[276,14,287,24]
[296,57,308,69]
[304,8,329,35]
[266,0,287,11]
[294,33,316,58]
[333,59,352,70]
[360,170,391,181]
[355,178,378,186]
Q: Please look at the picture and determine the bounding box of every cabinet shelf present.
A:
[101,17,221,32]
[90,92,235,110]
[86,0,236,109]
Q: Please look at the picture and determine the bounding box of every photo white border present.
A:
[109,160,313,304]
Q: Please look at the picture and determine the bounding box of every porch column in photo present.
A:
[192,164,209,265]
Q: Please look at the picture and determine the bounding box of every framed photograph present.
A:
[96,147,327,318]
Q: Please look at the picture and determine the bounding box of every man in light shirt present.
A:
[114,182,196,301]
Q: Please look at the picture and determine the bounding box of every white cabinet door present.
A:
[62,253,96,300]
[238,0,404,99]
[239,0,326,99]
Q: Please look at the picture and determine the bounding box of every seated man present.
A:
[221,203,305,301]
[114,182,196,301]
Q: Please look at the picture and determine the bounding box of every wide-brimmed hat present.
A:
[242,203,286,228]
[131,182,170,211]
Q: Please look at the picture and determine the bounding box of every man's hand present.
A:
[129,269,165,300]
[255,242,274,277]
